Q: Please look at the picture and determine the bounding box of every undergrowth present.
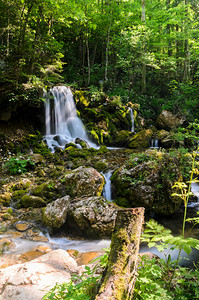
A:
[42,150,199,299]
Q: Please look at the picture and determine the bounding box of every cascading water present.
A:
[44,86,97,151]
[102,170,113,201]
[129,108,135,132]
[188,182,199,209]
[150,139,159,148]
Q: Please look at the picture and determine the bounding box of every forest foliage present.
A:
[0,0,199,120]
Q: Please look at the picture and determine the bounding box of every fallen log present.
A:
[95,207,145,300]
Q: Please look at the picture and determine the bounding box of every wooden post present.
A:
[95,207,145,300]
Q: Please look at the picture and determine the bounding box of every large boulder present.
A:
[65,196,118,238]
[0,249,78,300]
[111,150,191,215]
[42,195,118,238]
[128,129,153,148]
[64,166,104,197]
[42,195,70,228]
[156,110,185,130]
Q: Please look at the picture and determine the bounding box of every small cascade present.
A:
[129,108,135,132]
[150,139,159,148]
[44,86,97,151]
[102,170,113,201]
[188,182,199,209]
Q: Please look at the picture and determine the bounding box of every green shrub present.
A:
[4,156,35,174]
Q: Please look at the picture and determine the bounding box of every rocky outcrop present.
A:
[111,150,190,215]
[64,166,104,197]
[156,110,185,130]
[0,249,78,300]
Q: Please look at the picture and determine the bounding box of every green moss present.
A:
[21,195,46,208]
[128,129,153,148]
[90,129,100,144]
[98,145,108,154]
[13,189,27,201]
[74,90,90,107]
[93,161,108,172]
[114,197,129,207]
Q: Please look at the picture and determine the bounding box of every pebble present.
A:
[15,222,30,232]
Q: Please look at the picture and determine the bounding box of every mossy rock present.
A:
[128,129,153,148]
[63,166,104,197]
[93,160,108,172]
[112,130,132,147]
[31,181,56,201]
[111,151,190,215]
[20,195,46,208]
[0,192,12,206]
[11,179,32,191]
[13,190,27,201]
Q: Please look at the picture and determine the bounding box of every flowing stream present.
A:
[150,139,159,148]
[102,170,113,201]
[129,108,135,132]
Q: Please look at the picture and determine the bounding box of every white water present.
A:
[129,108,135,132]
[44,86,98,152]
[1,231,111,255]
[188,182,199,209]
[102,170,113,201]
[150,139,159,148]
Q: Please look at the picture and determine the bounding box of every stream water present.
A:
[102,170,113,202]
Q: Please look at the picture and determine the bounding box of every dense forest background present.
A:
[0,0,199,121]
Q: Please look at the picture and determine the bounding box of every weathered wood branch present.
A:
[95,207,145,300]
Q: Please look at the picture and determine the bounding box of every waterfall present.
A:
[150,139,159,148]
[44,86,97,151]
[102,170,113,201]
[188,182,199,209]
[129,108,135,132]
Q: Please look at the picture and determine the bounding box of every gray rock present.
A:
[156,110,185,130]
[42,195,70,228]
[64,166,104,197]
[0,249,78,300]
[65,196,118,238]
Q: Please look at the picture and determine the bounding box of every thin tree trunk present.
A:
[95,207,145,300]
[86,34,91,86]
[141,0,145,22]
[166,0,172,56]
[6,18,10,57]
[105,17,112,83]
[141,0,146,94]
[183,0,190,82]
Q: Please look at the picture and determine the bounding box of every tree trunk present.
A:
[183,0,190,83]
[166,0,172,56]
[105,17,112,83]
[86,34,91,86]
[95,207,145,300]
[141,0,146,93]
